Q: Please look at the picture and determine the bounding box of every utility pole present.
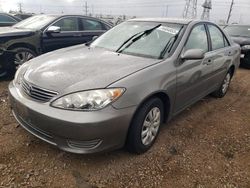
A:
[183,0,197,19]
[0,0,3,11]
[18,2,23,13]
[91,5,94,16]
[165,5,169,17]
[226,0,234,24]
[201,0,212,20]
[83,1,89,16]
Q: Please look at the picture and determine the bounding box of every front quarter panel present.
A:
[109,58,176,114]
[1,31,41,54]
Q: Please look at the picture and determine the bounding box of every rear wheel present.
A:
[126,98,164,154]
[211,72,231,98]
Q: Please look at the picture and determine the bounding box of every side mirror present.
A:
[46,26,61,33]
[92,36,99,41]
[181,49,205,60]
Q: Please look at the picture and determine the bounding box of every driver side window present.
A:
[53,17,79,32]
[185,24,208,52]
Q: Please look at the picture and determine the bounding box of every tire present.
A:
[0,47,36,78]
[240,53,250,69]
[126,98,164,154]
[211,72,232,98]
[0,51,15,79]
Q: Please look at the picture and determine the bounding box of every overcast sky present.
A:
[0,0,249,24]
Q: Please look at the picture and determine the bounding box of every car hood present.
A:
[231,36,250,46]
[24,45,161,94]
[0,27,35,37]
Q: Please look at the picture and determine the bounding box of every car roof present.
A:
[32,14,113,27]
[128,17,194,25]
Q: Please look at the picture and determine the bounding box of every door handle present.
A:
[73,34,82,37]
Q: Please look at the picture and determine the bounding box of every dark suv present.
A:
[0,14,112,77]
[224,25,250,68]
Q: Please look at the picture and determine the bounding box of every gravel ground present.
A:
[0,68,250,188]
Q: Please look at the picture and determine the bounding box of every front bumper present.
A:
[9,82,136,154]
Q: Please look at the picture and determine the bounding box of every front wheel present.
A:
[13,47,36,67]
[126,98,164,154]
[211,72,232,98]
[0,47,36,78]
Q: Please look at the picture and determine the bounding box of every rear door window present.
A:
[80,18,104,31]
[208,24,227,50]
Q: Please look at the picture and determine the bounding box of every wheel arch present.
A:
[130,91,171,126]
[229,65,236,78]
[7,43,38,55]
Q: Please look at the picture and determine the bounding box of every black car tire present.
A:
[126,98,164,154]
[211,72,232,98]
[0,51,15,79]
[241,53,250,69]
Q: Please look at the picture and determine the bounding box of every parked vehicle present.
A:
[9,18,240,154]
[224,25,250,68]
[0,14,112,77]
[0,13,21,27]
[12,13,34,20]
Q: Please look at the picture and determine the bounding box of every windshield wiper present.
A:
[116,24,162,53]
[159,25,184,59]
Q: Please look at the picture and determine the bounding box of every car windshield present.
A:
[91,21,183,59]
[13,15,57,30]
[224,25,250,37]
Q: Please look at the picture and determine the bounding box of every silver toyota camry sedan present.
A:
[9,18,240,154]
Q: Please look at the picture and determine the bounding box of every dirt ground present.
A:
[0,68,250,188]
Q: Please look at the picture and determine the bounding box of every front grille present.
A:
[21,79,58,102]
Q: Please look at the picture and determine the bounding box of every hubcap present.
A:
[14,51,35,67]
[222,73,231,94]
[141,107,161,146]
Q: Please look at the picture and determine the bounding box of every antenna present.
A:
[201,0,212,20]
[183,0,197,19]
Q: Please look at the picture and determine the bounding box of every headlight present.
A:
[14,66,23,84]
[242,45,250,50]
[51,88,125,111]
[14,63,29,85]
